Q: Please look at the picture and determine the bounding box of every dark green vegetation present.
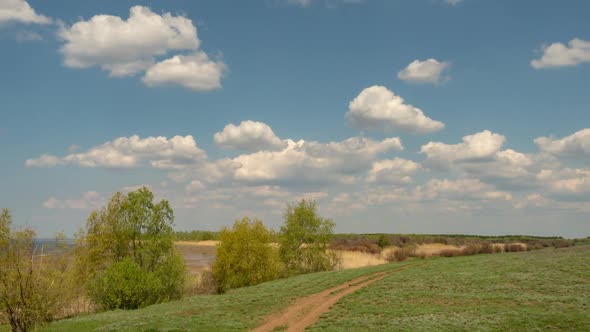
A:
[74,187,185,310]
[33,246,590,331]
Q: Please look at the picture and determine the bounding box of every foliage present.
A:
[74,187,185,310]
[0,209,72,332]
[279,199,337,275]
[212,218,282,293]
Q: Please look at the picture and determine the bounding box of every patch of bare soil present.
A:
[251,265,412,332]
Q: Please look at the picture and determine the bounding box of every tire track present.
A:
[251,265,412,332]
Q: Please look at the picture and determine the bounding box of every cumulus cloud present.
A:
[0,0,51,25]
[142,52,225,91]
[531,38,590,69]
[213,120,286,151]
[534,128,590,157]
[59,6,198,76]
[414,178,512,202]
[26,135,206,169]
[421,130,506,169]
[537,168,590,196]
[346,85,445,134]
[224,136,403,184]
[367,158,420,185]
[398,58,450,84]
[43,191,104,210]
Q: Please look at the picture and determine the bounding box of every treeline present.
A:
[330,233,580,252]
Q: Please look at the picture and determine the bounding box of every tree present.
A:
[0,209,71,332]
[74,187,185,310]
[278,199,337,275]
[212,217,282,293]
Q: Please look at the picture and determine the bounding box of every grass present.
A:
[310,246,590,331]
[4,246,588,331]
[35,263,403,332]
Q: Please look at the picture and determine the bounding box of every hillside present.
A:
[34,245,590,331]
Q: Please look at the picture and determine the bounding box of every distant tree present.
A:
[377,235,390,249]
[279,200,337,275]
[0,209,71,332]
[212,217,282,293]
[74,187,185,310]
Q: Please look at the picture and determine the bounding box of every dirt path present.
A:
[251,265,412,332]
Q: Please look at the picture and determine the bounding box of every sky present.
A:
[1,0,589,238]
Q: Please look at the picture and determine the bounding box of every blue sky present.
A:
[1,0,589,237]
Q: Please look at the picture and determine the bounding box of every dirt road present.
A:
[251,265,412,332]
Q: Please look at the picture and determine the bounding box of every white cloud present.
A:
[213,120,286,151]
[58,6,199,77]
[0,0,51,25]
[283,0,363,7]
[43,191,104,210]
[346,85,445,134]
[397,58,450,84]
[421,130,506,169]
[26,135,206,169]
[225,136,403,184]
[414,178,512,202]
[534,128,590,157]
[444,0,463,5]
[531,38,590,69]
[142,52,225,91]
[185,180,205,192]
[537,168,590,196]
[367,158,420,185]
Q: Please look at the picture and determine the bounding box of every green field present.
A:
[14,246,590,331]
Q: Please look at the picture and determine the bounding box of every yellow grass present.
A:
[330,250,388,270]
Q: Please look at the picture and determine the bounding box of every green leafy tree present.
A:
[0,209,71,332]
[279,200,337,275]
[212,217,282,293]
[74,187,185,310]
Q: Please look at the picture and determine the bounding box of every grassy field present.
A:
[7,245,588,331]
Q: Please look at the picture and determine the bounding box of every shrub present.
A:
[504,243,526,252]
[479,242,494,254]
[439,249,461,257]
[377,235,390,249]
[89,259,161,310]
[213,218,282,293]
[386,246,415,262]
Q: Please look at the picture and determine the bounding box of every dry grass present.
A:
[329,250,388,270]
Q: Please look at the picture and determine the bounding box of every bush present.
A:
[213,218,282,293]
[89,259,161,310]
[386,246,415,262]
[504,243,526,252]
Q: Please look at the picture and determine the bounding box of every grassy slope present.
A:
[38,263,402,332]
[28,246,590,331]
[311,245,590,331]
